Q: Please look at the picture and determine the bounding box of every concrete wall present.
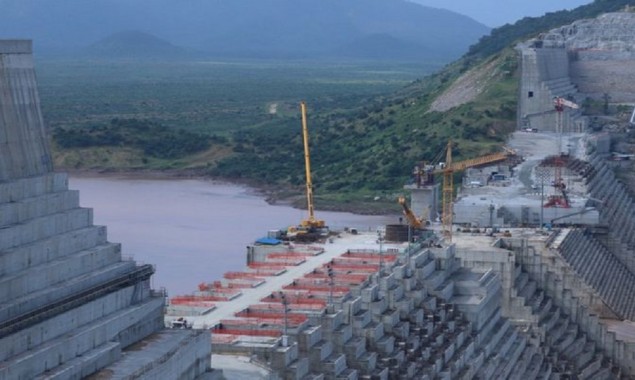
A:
[0,40,52,180]
[518,47,570,132]
[513,236,635,375]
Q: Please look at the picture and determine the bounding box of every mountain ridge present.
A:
[0,0,489,61]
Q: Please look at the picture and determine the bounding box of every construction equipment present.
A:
[299,102,324,229]
[548,97,579,208]
[398,196,425,229]
[433,140,517,241]
[553,96,579,154]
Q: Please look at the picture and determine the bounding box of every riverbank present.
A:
[64,168,401,216]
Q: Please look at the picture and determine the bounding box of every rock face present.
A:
[539,12,635,53]
[517,12,635,132]
[539,12,635,102]
[0,40,213,380]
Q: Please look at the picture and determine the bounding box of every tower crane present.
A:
[548,97,579,209]
[433,140,517,241]
[299,102,325,230]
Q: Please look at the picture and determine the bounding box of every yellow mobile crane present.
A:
[398,196,425,230]
[299,102,325,230]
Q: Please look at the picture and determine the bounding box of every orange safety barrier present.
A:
[211,334,238,344]
[171,295,228,303]
[260,295,327,306]
[325,263,379,272]
[168,301,216,308]
[231,313,308,325]
[297,274,369,284]
[263,258,305,266]
[248,268,286,276]
[212,326,281,338]
[283,283,350,292]
[224,272,265,280]
[219,318,298,326]
[248,262,289,269]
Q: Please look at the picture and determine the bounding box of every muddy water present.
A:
[69,177,398,295]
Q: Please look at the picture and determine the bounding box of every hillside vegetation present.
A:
[50,0,635,212]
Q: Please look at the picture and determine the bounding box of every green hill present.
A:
[50,0,635,212]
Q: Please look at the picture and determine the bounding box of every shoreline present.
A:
[63,168,398,216]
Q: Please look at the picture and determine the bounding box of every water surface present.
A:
[69,177,397,295]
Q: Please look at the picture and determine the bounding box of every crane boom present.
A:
[398,196,424,229]
[299,102,324,228]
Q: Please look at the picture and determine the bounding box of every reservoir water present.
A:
[69,176,398,296]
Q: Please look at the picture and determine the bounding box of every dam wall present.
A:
[0,40,214,379]
[0,40,52,181]
[517,46,583,132]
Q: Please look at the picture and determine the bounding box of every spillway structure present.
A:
[0,40,214,379]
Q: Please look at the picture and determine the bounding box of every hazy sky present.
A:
[411,0,593,27]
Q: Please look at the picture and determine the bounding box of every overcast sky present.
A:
[410,0,593,27]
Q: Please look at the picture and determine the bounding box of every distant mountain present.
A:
[83,31,189,59]
[0,0,490,62]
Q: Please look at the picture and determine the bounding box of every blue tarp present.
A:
[255,237,282,245]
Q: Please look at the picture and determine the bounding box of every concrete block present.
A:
[361,284,378,303]
[369,297,387,316]
[343,337,366,361]
[409,309,424,325]
[353,310,371,330]
[0,208,93,251]
[385,284,404,307]
[350,351,376,372]
[285,357,309,380]
[299,326,322,352]
[323,353,347,376]
[374,335,395,355]
[381,309,400,330]
[379,273,395,292]
[0,294,164,378]
[327,324,357,347]
[392,264,406,280]
[321,310,344,331]
[0,226,109,278]
[271,344,298,371]
[365,322,384,343]
[0,243,122,303]
[35,341,121,380]
[309,340,333,368]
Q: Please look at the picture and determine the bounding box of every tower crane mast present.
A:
[549,97,580,209]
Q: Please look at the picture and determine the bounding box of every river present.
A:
[69,176,398,296]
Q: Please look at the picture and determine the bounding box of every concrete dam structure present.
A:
[3,10,635,380]
[0,40,214,379]
[162,12,635,379]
